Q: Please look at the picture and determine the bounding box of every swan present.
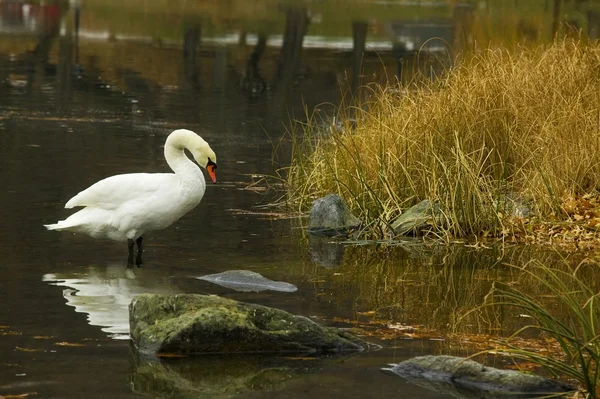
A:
[44,129,217,257]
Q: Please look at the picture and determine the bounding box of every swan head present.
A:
[167,129,218,183]
[192,144,217,184]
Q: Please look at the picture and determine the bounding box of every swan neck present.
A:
[164,144,201,183]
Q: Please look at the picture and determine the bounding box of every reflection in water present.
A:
[130,350,353,399]
[42,264,176,340]
[309,235,346,269]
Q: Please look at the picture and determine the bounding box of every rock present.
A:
[130,294,374,356]
[390,200,443,236]
[383,355,573,398]
[194,270,297,293]
[308,194,361,236]
[494,193,532,218]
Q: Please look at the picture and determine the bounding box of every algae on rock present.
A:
[384,355,573,398]
[130,293,372,355]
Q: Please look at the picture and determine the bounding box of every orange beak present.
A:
[206,164,217,183]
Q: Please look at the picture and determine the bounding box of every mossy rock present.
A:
[130,294,372,355]
[390,200,444,236]
[384,356,573,398]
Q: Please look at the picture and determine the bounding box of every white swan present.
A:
[44,129,217,255]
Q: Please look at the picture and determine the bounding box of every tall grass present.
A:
[482,260,600,397]
[287,40,600,238]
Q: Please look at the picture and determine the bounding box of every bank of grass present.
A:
[287,39,600,239]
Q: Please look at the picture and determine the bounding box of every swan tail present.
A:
[44,220,79,231]
[65,195,83,209]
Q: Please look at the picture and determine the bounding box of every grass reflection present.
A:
[304,240,596,341]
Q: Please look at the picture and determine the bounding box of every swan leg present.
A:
[127,239,134,254]
[126,238,143,267]
[135,236,143,266]
[136,236,143,253]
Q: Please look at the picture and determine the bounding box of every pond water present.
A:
[1,1,599,398]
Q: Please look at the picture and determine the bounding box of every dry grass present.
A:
[286,39,600,239]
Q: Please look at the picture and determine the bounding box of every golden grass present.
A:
[287,39,600,238]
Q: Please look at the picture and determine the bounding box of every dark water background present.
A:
[1,1,599,398]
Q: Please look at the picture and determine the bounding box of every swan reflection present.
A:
[42,264,175,340]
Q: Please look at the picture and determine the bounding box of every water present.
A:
[1,1,598,398]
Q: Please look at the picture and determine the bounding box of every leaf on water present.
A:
[1,393,39,398]
[32,336,54,340]
[240,186,268,192]
[225,208,301,220]
[356,310,376,316]
[15,347,42,352]
[155,353,187,358]
[388,323,419,332]
[54,342,85,347]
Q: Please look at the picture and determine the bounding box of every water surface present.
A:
[1,1,598,398]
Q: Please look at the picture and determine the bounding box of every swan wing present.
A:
[65,173,176,210]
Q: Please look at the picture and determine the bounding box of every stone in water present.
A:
[195,270,297,292]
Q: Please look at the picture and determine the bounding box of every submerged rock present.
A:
[383,355,573,398]
[390,200,444,236]
[130,294,373,356]
[308,194,361,236]
[195,270,297,293]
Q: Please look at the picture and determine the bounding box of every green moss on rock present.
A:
[130,294,372,355]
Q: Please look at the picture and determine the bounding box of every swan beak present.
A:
[206,164,217,183]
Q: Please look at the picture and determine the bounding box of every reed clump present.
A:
[287,40,600,239]
[482,260,600,397]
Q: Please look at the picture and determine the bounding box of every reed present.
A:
[286,39,600,238]
[483,259,600,397]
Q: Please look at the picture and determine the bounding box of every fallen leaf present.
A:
[2,331,22,336]
[155,353,187,358]
[15,347,42,352]
[356,311,376,316]
[54,342,85,347]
